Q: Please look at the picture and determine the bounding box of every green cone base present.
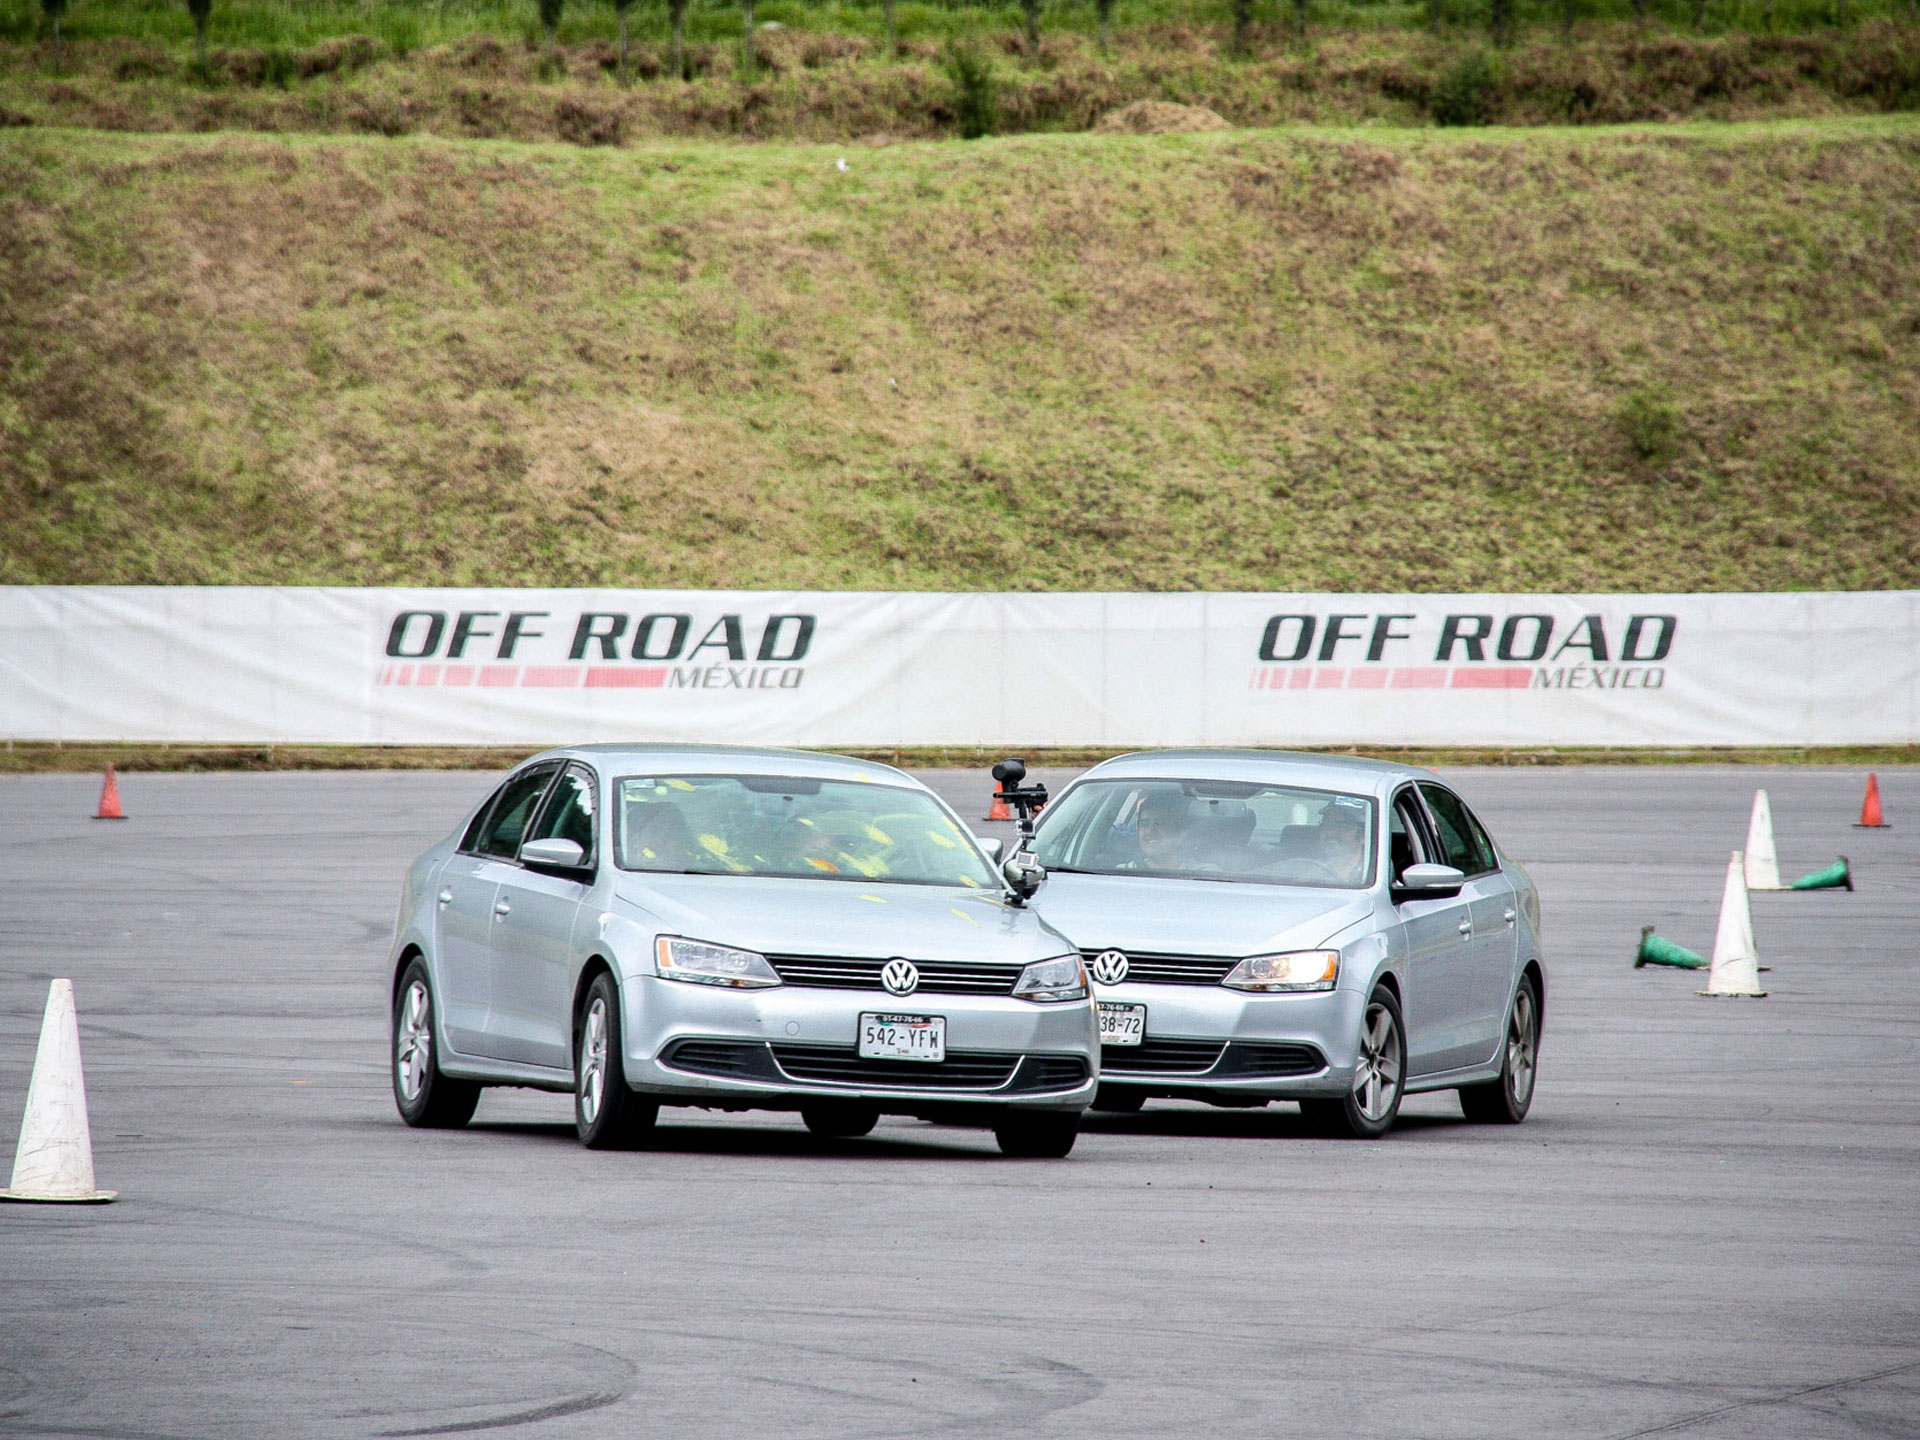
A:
[1789,857,1852,891]
[1634,926,1708,970]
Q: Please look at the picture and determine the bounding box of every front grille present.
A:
[1081,950,1239,986]
[659,1039,777,1080]
[765,954,1020,996]
[770,1043,1020,1090]
[1100,1036,1226,1075]
[1212,1041,1326,1078]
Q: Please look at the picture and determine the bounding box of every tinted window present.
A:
[1389,790,1430,882]
[527,766,597,866]
[476,766,560,859]
[1033,778,1377,889]
[1417,784,1496,876]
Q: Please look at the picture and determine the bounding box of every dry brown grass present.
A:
[2,118,1918,592]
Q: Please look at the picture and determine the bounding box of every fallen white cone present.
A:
[1700,851,1766,998]
[1743,789,1784,891]
[1,979,115,1203]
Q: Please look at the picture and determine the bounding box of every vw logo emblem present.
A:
[1090,950,1129,985]
[881,959,920,996]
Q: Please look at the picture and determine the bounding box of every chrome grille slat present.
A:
[770,1043,1020,1089]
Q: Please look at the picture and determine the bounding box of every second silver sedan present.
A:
[1026,750,1545,1138]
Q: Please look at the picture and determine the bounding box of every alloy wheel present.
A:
[1506,985,1537,1107]
[1353,1000,1402,1124]
[396,979,432,1104]
[580,997,608,1125]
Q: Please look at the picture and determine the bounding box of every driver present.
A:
[1123,790,1195,871]
[1314,801,1371,885]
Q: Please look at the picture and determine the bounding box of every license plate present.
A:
[858,1012,945,1062]
[1098,1002,1146,1047]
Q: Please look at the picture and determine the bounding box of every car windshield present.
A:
[1032,778,1378,889]
[614,774,999,889]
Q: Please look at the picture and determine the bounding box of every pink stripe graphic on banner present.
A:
[1391,668,1446,689]
[479,666,518,687]
[585,667,668,689]
[1315,668,1346,689]
[1452,667,1534,689]
[442,666,474,687]
[1348,668,1388,690]
[1289,668,1312,690]
[415,664,441,687]
[521,666,580,688]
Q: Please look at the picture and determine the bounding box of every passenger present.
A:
[627,804,697,870]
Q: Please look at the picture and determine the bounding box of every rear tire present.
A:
[575,972,659,1150]
[1460,976,1539,1124]
[994,1113,1079,1158]
[392,959,481,1130]
[1091,1086,1145,1113]
[1300,986,1406,1140]
[801,1102,880,1139]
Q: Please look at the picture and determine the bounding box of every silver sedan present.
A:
[1025,750,1544,1138]
[388,746,1098,1157]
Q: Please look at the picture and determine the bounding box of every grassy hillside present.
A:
[2,117,1918,591]
[2,24,1918,142]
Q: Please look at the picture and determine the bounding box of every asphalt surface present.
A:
[1,764,1916,1440]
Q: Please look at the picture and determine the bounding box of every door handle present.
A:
[493,898,512,919]
[1503,908,1517,926]
[1457,919,1473,935]
[437,889,453,908]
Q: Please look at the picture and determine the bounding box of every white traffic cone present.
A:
[1743,789,1784,891]
[0,980,116,1203]
[1700,852,1766,999]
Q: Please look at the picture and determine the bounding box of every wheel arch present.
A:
[572,955,616,1057]
[391,944,425,1008]
[1521,958,1545,1029]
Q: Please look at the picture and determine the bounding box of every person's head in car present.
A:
[1315,801,1370,883]
[1133,790,1194,869]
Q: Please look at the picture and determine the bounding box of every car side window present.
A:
[1417,784,1496,876]
[474,765,560,860]
[1389,789,1429,881]
[526,765,597,866]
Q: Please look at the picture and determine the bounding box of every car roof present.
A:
[523,744,922,788]
[1072,749,1433,797]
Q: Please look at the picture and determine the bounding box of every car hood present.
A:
[1031,872,1377,957]
[610,873,1072,964]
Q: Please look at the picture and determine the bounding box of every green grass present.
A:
[2,116,1918,592]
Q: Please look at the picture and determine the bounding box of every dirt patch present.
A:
[1093,100,1232,135]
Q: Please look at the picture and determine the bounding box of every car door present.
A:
[436,763,560,1060]
[1417,782,1517,1072]
[483,762,597,1070]
[1390,786,1479,1078]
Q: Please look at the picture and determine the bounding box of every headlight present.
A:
[1012,955,1089,1003]
[1221,951,1339,993]
[654,936,782,989]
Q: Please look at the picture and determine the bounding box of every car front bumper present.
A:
[622,976,1099,1115]
[1092,982,1367,1099]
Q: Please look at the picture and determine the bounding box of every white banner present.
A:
[1,588,1915,747]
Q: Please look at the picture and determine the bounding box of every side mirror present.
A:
[1002,850,1045,901]
[977,836,1005,864]
[520,837,587,870]
[1393,862,1464,901]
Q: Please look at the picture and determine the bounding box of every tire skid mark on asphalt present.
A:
[1604,1356,1920,1439]
[129,1195,495,1285]
[743,1355,1104,1439]
[339,1333,635,1436]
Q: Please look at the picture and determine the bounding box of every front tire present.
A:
[392,959,481,1129]
[1301,986,1406,1139]
[575,972,659,1150]
[1460,976,1540,1124]
[994,1113,1079,1158]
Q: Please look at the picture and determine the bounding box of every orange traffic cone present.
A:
[984,788,1013,822]
[93,765,125,821]
[1854,773,1887,829]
